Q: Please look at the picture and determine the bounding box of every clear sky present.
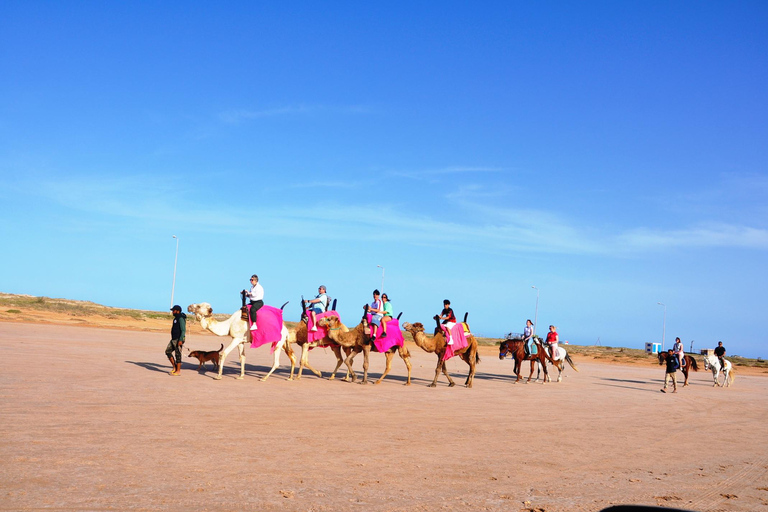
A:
[1,1,766,357]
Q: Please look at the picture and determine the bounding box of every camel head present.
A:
[318,315,341,330]
[402,322,424,334]
[187,302,214,320]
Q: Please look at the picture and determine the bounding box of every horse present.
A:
[657,351,699,386]
[545,344,579,382]
[499,337,555,383]
[702,353,735,387]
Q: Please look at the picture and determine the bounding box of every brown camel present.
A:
[402,318,480,388]
[290,316,352,381]
[318,312,412,385]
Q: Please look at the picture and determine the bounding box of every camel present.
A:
[187,302,295,381]
[318,311,412,385]
[402,317,480,388]
[290,314,352,381]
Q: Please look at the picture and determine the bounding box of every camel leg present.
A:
[442,361,456,387]
[398,346,412,386]
[283,342,296,380]
[215,337,243,380]
[328,345,344,380]
[237,343,246,380]
[261,337,285,381]
[295,344,308,380]
[429,357,442,387]
[300,348,323,379]
[375,350,394,385]
[361,345,371,384]
[342,349,357,383]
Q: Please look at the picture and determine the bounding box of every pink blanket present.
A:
[443,323,469,360]
[366,314,404,352]
[306,310,340,345]
[247,305,283,352]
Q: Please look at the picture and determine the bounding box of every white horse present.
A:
[702,353,734,387]
[188,302,295,381]
[527,345,580,383]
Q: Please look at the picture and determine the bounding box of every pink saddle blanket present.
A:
[443,323,469,361]
[306,310,340,345]
[366,314,404,352]
[247,305,284,352]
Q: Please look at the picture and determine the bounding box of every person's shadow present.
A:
[126,361,174,374]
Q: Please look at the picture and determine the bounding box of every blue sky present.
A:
[1,1,766,357]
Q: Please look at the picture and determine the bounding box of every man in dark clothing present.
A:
[166,305,186,376]
[714,341,726,372]
[661,349,678,393]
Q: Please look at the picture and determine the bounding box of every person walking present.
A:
[661,348,678,393]
[165,305,186,375]
[244,274,264,331]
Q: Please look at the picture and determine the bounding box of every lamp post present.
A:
[531,286,539,338]
[377,265,385,293]
[657,302,666,351]
[170,235,179,309]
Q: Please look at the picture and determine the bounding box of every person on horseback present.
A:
[714,341,726,372]
[305,285,328,332]
[673,337,685,369]
[546,325,559,360]
[438,299,456,346]
[523,319,534,356]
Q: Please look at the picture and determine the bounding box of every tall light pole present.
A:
[531,286,539,338]
[377,265,385,293]
[170,235,179,308]
[657,302,666,351]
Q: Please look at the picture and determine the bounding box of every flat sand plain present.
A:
[1,321,767,512]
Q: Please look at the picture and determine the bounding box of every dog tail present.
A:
[217,343,223,352]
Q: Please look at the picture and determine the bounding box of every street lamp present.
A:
[657,302,666,351]
[377,265,385,293]
[170,235,179,309]
[531,286,539,338]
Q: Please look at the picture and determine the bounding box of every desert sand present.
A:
[1,319,766,512]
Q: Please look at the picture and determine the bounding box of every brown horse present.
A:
[658,351,699,386]
[498,337,555,383]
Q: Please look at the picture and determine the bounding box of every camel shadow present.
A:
[600,378,648,385]
[594,382,658,393]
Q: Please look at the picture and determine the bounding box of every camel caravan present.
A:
[180,275,589,387]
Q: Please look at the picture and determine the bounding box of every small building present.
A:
[700,348,715,356]
[645,342,661,354]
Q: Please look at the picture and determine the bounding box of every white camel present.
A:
[703,353,735,387]
[188,302,295,381]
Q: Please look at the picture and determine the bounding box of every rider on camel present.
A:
[438,299,456,346]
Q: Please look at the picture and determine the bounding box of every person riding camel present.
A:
[380,293,393,338]
[243,274,264,331]
[305,285,328,332]
[368,289,384,342]
[438,299,456,346]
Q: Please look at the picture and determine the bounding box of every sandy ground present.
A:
[1,321,767,512]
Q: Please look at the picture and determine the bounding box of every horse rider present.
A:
[523,319,534,356]
[545,325,559,361]
[673,336,685,369]
[714,341,726,371]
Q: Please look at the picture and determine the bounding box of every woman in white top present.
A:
[245,274,264,331]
